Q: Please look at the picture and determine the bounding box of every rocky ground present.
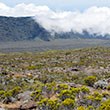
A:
[0,47,110,110]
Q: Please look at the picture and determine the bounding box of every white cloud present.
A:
[0,2,110,36]
[34,6,110,36]
[0,3,50,17]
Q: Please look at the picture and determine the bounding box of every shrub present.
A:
[56,102,62,110]
[77,106,86,110]
[0,90,5,97]
[87,106,95,110]
[46,99,56,110]
[71,87,80,98]
[86,91,102,108]
[37,98,56,110]
[84,76,96,86]
[62,98,75,110]
[87,91,102,101]
[107,84,110,90]
[99,99,110,110]
[58,90,75,101]
[81,86,90,94]
[102,92,110,98]
[31,89,43,101]
[71,87,80,93]
[1,91,13,104]
[72,75,79,80]
[58,84,68,90]
[10,86,22,97]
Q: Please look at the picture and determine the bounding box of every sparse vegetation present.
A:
[0,47,110,109]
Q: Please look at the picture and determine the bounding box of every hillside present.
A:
[0,16,110,42]
[0,16,51,41]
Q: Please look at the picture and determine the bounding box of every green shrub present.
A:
[72,75,79,80]
[58,90,75,101]
[31,89,43,101]
[37,98,56,110]
[81,86,90,94]
[77,106,86,110]
[87,106,95,110]
[102,92,110,98]
[10,86,22,97]
[84,76,96,86]
[58,84,68,90]
[71,87,80,98]
[99,99,110,110]
[62,98,75,109]
[107,84,110,90]
[0,90,5,96]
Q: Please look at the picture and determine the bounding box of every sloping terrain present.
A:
[0,39,109,53]
[0,16,110,42]
[0,16,50,41]
[0,47,110,109]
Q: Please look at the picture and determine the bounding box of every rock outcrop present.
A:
[94,79,108,89]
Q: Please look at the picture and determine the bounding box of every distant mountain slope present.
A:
[54,30,110,39]
[0,16,109,41]
[0,16,51,41]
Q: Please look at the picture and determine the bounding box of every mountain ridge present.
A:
[0,16,51,41]
[0,16,109,41]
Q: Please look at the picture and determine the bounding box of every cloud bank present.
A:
[0,2,110,36]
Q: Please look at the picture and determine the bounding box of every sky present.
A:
[0,0,110,36]
[0,0,110,11]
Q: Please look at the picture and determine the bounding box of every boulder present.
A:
[17,91,36,109]
[19,100,36,110]
[17,91,32,101]
[94,79,108,89]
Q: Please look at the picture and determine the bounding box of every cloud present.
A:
[0,2,50,17]
[0,2,110,36]
[34,6,110,36]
